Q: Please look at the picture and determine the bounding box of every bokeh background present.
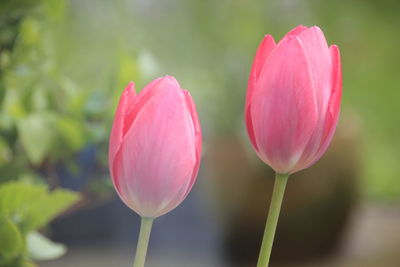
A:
[1,0,399,266]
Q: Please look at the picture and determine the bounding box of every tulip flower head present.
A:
[245,25,342,174]
[109,76,202,218]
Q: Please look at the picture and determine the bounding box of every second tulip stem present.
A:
[256,173,289,267]
[133,217,154,267]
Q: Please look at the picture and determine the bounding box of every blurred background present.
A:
[0,0,399,266]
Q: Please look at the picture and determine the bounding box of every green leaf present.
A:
[0,182,47,218]
[42,0,67,21]
[19,18,41,46]
[0,163,24,184]
[55,117,85,152]
[17,113,55,165]
[25,188,80,231]
[0,217,23,262]
[2,88,26,119]
[0,137,12,164]
[0,182,80,233]
[21,260,38,267]
[27,231,66,261]
[31,87,49,111]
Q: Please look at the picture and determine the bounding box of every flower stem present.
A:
[133,217,154,267]
[256,173,289,267]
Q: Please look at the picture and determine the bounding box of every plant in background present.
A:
[245,25,342,266]
[0,0,95,183]
[0,181,79,267]
[0,0,111,265]
[108,76,202,267]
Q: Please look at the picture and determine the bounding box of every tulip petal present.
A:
[108,82,135,171]
[246,35,276,151]
[181,90,202,199]
[297,26,332,115]
[109,78,167,174]
[114,78,197,217]
[288,27,333,171]
[285,25,308,37]
[251,35,277,82]
[251,36,318,173]
[306,45,342,168]
[122,77,165,136]
[286,27,333,172]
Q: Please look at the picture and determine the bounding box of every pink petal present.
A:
[108,82,136,171]
[284,25,308,37]
[251,36,318,173]
[288,27,333,172]
[297,26,332,115]
[250,35,277,83]
[246,35,276,151]
[109,77,172,175]
[181,90,202,200]
[114,79,197,217]
[122,77,165,136]
[307,45,342,168]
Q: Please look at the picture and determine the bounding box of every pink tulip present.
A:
[245,25,342,174]
[109,76,202,218]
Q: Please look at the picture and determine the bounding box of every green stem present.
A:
[133,217,154,267]
[256,173,290,267]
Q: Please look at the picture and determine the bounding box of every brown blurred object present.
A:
[203,114,361,267]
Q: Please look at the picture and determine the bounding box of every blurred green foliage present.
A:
[1,0,83,265]
[2,1,112,183]
[0,181,79,266]
[1,0,93,170]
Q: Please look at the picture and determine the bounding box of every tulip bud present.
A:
[109,76,202,218]
[245,25,342,174]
